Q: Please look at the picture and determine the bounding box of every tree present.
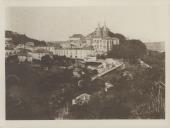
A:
[108,39,147,63]
[143,51,165,82]
[108,32,126,44]
[107,45,121,58]
[128,39,147,58]
[41,55,53,68]
[6,55,19,64]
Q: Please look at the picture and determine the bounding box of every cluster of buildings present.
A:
[5,23,120,62]
[86,23,119,54]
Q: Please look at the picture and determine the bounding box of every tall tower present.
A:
[103,22,109,37]
[96,23,102,37]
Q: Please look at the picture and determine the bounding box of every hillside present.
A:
[5,30,46,46]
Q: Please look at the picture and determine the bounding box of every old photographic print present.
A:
[5,6,165,120]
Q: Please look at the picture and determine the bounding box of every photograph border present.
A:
[0,0,170,128]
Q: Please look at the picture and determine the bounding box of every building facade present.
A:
[29,49,52,60]
[54,47,94,59]
[54,23,120,59]
[86,23,119,55]
[69,34,86,48]
[5,47,16,58]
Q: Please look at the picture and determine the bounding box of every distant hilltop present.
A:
[145,42,165,52]
[5,30,47,46]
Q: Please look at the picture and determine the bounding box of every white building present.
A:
[18,53,33,63]
[72,93,91,105]
[69,34,86,48]
[16,44,25,49]
[25,42,35,47]
[30,49,52,60]
[54,47,94,59]
[5,47,16,58]
[34,45,55,54]
[24,42,35,51]
[86,23,119,55]
[5,37,13,47]
[105,82,114,92]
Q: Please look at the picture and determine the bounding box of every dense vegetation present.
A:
[143,51,165,83]
[69,46,165,119]
[6,49,165,119]
[6,61,75,119]
[70,63,165,119]
[108,39,147,63]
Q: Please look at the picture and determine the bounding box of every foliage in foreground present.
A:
[5,50,165,119]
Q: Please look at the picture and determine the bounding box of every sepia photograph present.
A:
[4,5,166,120]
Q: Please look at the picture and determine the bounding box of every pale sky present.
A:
[5,6,167,42]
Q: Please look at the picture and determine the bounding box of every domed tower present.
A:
[103,22,109,37]
[95,23,102,37]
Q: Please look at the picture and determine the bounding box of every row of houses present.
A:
[5,44,93,61]
[54,47,94,59]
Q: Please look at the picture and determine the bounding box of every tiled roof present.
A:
[75,93,91,99]
[86,28,114,38]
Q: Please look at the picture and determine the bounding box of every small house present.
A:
[72,93,91,105]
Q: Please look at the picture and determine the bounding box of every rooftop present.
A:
[32,49,51,53]
[69,34,84,38]
[86,23,125,41]
[55,45,93,50]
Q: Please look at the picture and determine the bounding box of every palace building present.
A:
[54,23,120,59]
[69,34,86,48]
[86,23,119,55]
[54,47,94,59]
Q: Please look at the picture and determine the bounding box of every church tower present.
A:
[103,22,109,37]
[95,23,102,37]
